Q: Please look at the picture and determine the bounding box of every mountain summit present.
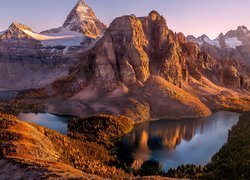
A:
[41,0,106,38]
[0,22,36,40]
[225,25,250,40]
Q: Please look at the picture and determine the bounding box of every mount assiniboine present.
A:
[41,0,106,38]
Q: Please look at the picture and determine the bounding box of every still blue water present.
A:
[17,113,70,134]
[118,111,239,171]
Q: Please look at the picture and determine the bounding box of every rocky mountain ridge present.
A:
[187,26,250,49]
[187,26,250,66]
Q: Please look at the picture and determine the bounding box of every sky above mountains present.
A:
[0,0,249,39]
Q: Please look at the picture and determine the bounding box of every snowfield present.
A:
[22,29,84,47]
[190,35,243,49]
[204,37,221,48]
[225,37,242,49]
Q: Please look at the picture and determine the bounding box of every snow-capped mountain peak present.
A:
[63,0,95,27]
[75,0,91,15]
[225,25,250,40]
[42,0,106,38]
[237,26,248,33]
[186,34,221,48]
[187,26,250,49]
[9,22,33,31]
[0,22,38,40]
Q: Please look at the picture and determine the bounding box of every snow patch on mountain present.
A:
[203,37,220,48]
[225,37,242,49]
[41,37,84,47]
[22,29,84,47]
[22,29,73,41]
[187,26,249,50]
[42,28,82,37]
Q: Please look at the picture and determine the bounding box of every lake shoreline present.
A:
[16,111,240,173]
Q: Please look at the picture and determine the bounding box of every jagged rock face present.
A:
[78,11,188,90]
[95,15,150,88]
[42,0,106,38]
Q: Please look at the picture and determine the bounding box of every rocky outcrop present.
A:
[78,11,187,89]
[41,0,107,38]
[68,114,134,143]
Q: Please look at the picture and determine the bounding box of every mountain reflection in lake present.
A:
[118,111,239,171]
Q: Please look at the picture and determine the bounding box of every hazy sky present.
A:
[0,0,249,39]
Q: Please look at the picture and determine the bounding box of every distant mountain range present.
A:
[187,26,250,49]
[187,26,250,65]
